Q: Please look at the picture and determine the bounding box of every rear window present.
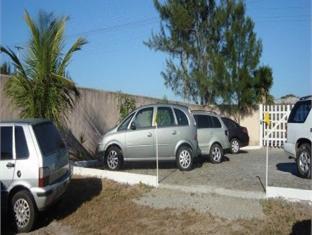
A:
[222,118,238,129]
[288,100,311,123]
[33,122,65,156]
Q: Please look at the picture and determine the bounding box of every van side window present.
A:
[133,107,153,129]
[118,113,134,131]
[157,107,175,127]
[174,108,189,126]
[0,126,13,160]
[288,100,311,123]
[211,116,222,128]
[194,115,211,128]
[15,126,29,159]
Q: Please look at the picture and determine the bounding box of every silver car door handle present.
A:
[172,130,177,135]
[147,132,152,137]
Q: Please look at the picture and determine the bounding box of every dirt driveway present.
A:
[121,148,311,191]
[2,176,311,235]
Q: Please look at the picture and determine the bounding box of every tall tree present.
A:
[146,0,273,120]
[145,0,223,105]
[0,11,87,125]
[220,0,263,120]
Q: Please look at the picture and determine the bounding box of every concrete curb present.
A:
[73,166,158,187]
[160,184,266,200]
[241,145,262,150]
[266,186,312,202]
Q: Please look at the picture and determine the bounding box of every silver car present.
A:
[0,119,71,233]
[193,111,230,163]
[98,104,198,171]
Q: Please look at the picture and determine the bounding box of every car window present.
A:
[118,113,134,131]
[15,126,29,159]
[33,122,65,156]
[194,115,212,128]
[288,100,311,123]
[211,116,222,128]
[222,118,237,129]
[157,107,175,127]
[133,107,153,129]
[174,108,189,126]
[0,126,13,160]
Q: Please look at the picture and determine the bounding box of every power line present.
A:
[67,17,158,38]
[3,13,310,50]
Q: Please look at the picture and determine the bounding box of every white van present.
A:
[284,96,311,179]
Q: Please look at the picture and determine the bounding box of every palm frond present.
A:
[3,10,86,125]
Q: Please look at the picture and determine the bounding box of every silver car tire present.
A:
[176,146,193,171]
[11,190,37,233]
[209,143,224,164]
[296,144,311,179]
[230,138,240,154]
[106,146,123,171]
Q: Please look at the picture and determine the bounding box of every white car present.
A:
[284,96,311,179]
[0,119,71,232]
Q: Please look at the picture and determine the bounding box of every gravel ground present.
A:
[121,148,311,191]
[134,187,265,220]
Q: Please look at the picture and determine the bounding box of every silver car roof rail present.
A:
[191,110,218,115]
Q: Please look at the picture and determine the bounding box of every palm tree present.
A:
[0,10,87,125]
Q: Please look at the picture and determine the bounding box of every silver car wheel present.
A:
[14,198,30,228]
[107,150,119,169]
[212,146,222,162]
[299,151,310,173]
[179,150,191,169]
[231,139,239,153]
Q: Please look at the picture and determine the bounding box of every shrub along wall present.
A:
[0,75,260,159]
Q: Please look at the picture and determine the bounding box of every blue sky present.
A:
[1,0,311,101]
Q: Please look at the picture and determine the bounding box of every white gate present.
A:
[260,104,294,148]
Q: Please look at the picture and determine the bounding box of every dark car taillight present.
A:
[194,133,197,141]
[39,167,50,187]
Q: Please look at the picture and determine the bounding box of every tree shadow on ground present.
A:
[35,177,102,230]
[276,162,300,177]
[291,219,311,235]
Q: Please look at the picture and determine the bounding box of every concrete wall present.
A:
[0,75,260,158]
